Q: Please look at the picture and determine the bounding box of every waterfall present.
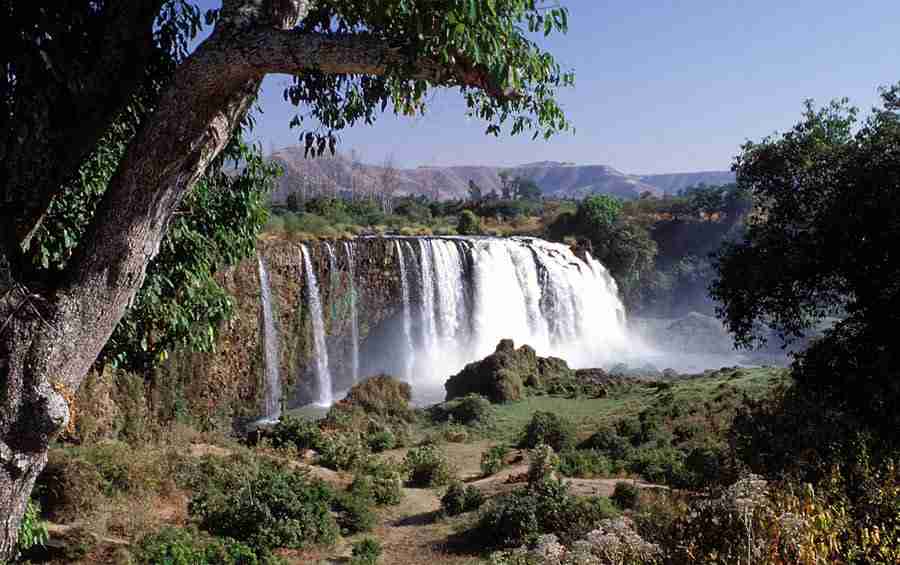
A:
[395,240,415,382]
[257,256,281,421]
[386,236,633,402]
[417,239,439,351]
[300,244,333,406]
[344,241,360,385]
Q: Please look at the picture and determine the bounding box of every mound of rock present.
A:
[444,339,577,403]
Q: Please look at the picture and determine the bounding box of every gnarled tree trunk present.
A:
[0,0,505,554]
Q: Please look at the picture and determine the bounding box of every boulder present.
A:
[445,340,538,402]
[445,340,584,403]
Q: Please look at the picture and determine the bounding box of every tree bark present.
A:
[0,0,508,554]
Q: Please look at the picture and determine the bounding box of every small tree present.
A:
[457,210,482,235]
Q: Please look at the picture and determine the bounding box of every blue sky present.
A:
[196,0,899,173]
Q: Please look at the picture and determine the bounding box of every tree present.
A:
[457,210,482,235]
[377,155,399,214]
[711,86,900,437]
[499,170,514,199]
[467,179,483,202]
[0,0,573,553]
[513,177,542,201]
[575,194,623,231]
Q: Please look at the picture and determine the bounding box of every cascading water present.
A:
[417,239,438,352]
[263,235,717,408]
[257,256,281,421]
[344,241,360,385]
[395,240,415,382]
[300,244,333,406]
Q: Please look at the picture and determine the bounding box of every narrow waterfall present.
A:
[395,240,415,382]
[300,244,333,406]
[344,241,360,385]
[257,256,281,421]
[417,239,438,351]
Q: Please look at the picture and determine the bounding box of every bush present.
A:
[366,429,396,453]
[350,538,382,565]
[441,481,485,516]
[333,491,376,535]
[481,445,510,477]
[528,444,560,485]
[355,460,404,506]
[580,426,633,461]
[343,374,415,423]
[475,478,618,548]
[135,526,259,565]
[611,482,641,510]
[457,209,482,235]
[558,450,612,478]
[14,501,48,557]
[403,445,454,487]
[520,411,576,452]
[188,457,339,553]
[628,446,686,485]
[430,393,494,427]
[317,432,371,471]
[267,416,323,451]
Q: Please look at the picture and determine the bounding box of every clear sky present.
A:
[196,0,899,174]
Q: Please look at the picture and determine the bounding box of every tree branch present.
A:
[236,29,516,100]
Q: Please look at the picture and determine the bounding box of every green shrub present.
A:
[135,526,260,565]
[441,481,485,516]
[519,411,576,452]
[628,446,686,485]
[188,458,338,553]
[403,445,454,487]
[267,416,323,451]
[481,445,510,477]
[366,429,396,453]
[527,444,560,484]
[580,426,634,460]
[457,209,482,235]
[333,491,376,535]
[474,478,618,548]
[612,481,641,510]
[558,450,612,478]
[355,460,404,506]
[317,432,371,471]
[430,394,494,427]
[350,538,383,565]
[14,501,48,557]
[343,374,415,423]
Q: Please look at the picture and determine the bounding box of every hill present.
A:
[269,147,734,202]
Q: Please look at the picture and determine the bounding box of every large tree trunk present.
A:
[0,0,503,552]
[0,22,264,563]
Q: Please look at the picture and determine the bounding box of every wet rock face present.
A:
[158,237,407,423]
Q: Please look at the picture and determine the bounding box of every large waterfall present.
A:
[257,256,281,421]
[265,236,640,409]
[300,244,333,406]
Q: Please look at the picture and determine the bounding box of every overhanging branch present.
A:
[236,29,517,100]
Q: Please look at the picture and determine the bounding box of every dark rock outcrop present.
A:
[445,340,586,403]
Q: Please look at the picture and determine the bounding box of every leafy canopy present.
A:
[282,0,574,155]
[711,84,900,434]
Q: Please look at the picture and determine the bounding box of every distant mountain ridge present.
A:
[270,147,735,202]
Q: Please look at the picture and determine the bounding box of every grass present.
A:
[487,367,788,444]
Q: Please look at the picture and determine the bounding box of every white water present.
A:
[417,239,439,352]
[265,236,738,409]
[300,244,333,406]
[257,256,281,421]
[396,240,415,382]
[344,242,360,385]
[395,237,646,403]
